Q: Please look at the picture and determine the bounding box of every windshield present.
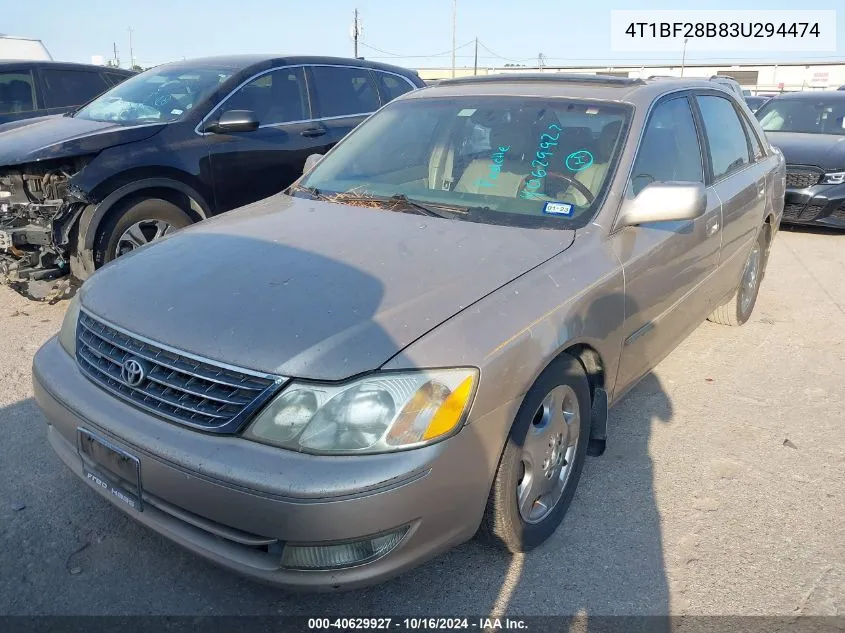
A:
[298,96,631,228]
[74,65,233,124]
[756,98,845,135]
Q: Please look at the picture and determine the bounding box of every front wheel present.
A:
[708,227,768,327]
[478,354,591,552]
[93,197,193,267]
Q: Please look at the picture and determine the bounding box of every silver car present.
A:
[33,74,785,590]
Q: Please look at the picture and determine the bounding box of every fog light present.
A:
[281,527,408,570]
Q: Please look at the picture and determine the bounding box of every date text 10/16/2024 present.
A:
[308,617,528,630]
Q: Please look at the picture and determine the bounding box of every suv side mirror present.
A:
[205,110,259,134]
[303,153,324,175]
[617,182,706,228]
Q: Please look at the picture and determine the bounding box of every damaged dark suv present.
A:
[0,54,423,298]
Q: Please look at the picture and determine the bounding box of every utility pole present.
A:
[353,9,360,58]
[128,27,135,69]
[473,37,478,76]
[451,0,457,78]
[112,42,120,68]
[680,37,689,77]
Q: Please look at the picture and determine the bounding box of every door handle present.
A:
[300,127,327,138]
[706,216,720,237]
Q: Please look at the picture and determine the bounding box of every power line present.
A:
[475,40,534,64]
[359,39,475,59]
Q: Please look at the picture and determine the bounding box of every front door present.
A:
[205,66,326,213]
[613,95,722,397]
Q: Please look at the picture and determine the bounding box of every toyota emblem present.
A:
[120,357,147,387]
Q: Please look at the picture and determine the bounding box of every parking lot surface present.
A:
[1,227,843,616]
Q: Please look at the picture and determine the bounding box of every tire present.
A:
[708,227,768,327]
[478,354,592,553]
[93,197,193,268]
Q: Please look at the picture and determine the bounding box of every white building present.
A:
[417,60,845,94]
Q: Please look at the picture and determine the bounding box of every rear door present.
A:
[693,92,765,300]
[204,66,320,212]
[0,68,40,124]
[305,65,381,151]
[613,94,723,396]
[37,67,111,116]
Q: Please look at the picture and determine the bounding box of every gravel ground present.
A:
[0,227,842,617]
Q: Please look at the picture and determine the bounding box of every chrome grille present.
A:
[76,311,281,433]
[785,168,822,189]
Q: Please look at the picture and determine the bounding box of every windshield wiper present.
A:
[387,194,464,219]
[288,184,327,200]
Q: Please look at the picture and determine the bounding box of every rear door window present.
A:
[0,71,37,114]
[41,69,110,108]
[309,66,380,118]
[374,71,415,103]
[695,95,752,181]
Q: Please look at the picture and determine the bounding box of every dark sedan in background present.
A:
[0,61,134,124]
[756,91,845,227]
[0,55,424,298]
[744,95,770,113]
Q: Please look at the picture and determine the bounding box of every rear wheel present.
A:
[93,197,193,267]
[478,354,591,552]
[708,227,768,327]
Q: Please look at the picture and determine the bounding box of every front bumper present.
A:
[782,182,845,227]
[33,336,513,590]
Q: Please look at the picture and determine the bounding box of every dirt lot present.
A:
[0,227,842,616]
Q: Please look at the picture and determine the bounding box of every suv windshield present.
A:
[756,97,845,135]
[74,65,233,124]
[298,96,631,228]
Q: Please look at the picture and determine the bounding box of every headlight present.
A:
[58,293,82,357]
[244,368,478,454]
[821,171,845,185]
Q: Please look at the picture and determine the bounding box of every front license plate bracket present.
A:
[76,427,143,512]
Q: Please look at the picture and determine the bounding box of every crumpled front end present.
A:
[0,157,91,300]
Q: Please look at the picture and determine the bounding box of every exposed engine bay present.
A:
[0,158,90,301]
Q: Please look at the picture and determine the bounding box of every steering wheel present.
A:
[544,171,596,204]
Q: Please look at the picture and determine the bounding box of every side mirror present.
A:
[205,109,259,134]
[303,153,324,175]
[616,182,706,228]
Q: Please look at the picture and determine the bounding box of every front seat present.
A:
[454,121,540,197]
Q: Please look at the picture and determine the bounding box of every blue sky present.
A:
[3,0,843,69]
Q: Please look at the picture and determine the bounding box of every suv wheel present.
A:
[93,197,193,267]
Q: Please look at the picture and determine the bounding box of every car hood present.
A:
[0,116,165,166]
[765,131,845,171]
[80,194,575,380]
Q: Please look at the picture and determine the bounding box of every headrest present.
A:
[597,120,623,161]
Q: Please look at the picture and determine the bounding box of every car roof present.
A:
[405,73,736,107]
[767,90,845,101]
[0,60,134,74]
[152,54,419,77]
